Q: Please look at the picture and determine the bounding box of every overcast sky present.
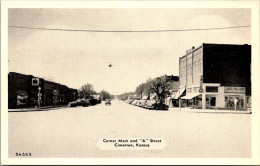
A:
[8,8,251,95]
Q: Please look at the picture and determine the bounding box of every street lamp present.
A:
[38,86,41,107]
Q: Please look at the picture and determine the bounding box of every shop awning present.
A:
[173,89,186,99]
[181,93,201,100]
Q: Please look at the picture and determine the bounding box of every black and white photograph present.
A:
[1,1,260,165]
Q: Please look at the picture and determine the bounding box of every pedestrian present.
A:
[234,98,238,110]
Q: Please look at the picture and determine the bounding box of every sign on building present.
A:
[224,87,246,94]
[32,78,40,86]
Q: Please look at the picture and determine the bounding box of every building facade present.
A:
[176,43,251,110]
[8,72,78,108]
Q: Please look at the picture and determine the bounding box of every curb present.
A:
[169,108,251,114]
[8,106,68,112]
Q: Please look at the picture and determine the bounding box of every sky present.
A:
[8,8,251,95]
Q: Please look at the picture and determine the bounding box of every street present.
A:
[9,99,251,158]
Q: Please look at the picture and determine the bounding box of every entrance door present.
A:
[210,96,216,107]
[206,94,216,109]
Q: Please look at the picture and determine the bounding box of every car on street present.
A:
[89,98,100,106]
[144,100,157,109]
[150,102,169,110]
[131,100,139,106]
[140,100,149,108]
[105,99,111,106]
[68,98,90,107]
[125,100,134,104]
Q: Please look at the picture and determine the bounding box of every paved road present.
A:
[9,100,251,158]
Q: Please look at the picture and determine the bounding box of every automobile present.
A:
[105,99,111,106]
[131,100,139,106]
[148,102,169,110]
[68,98,90,107]
[128,100,134,104]
[97,99,102,104]
[137,100,145,107]
[125,100,131,104]
[144,100,157,109]
[141,100,149,108]
[89,98,100,105]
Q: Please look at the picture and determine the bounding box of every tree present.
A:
[150,76,172,104]
[100,90,111,101]
[117,92,135,101]
[78,83,96,99]
[144,78,152,100]
[135,83,146,99]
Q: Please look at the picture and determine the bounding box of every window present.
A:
[199,60,202,73]
[194,62,197,75]
[206,86,218,93]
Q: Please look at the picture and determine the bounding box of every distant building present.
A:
[8,72,78,108]
[165,75,179,82]
[175,43,251,110]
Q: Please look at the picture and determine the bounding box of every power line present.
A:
[8,25,251,33]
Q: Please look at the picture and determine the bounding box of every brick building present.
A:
[8,72,78,108]
[175,43,251,110]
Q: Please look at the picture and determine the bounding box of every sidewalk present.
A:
[169,107,251,114]
[8,105,68,112]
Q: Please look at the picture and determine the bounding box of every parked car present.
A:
[125,100,134,104]
[128,100,134,104]
[125,100,131,104]
[141,100,149,108]
[105,99,111,106]
[131,100,139,106]
[144,100,157,109]
[97,99,102,104]
[135,100,142,107]
[150,102,169,110]
[89,98,99,105]
[68,98,90,107]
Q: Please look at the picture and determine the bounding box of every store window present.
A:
[17,89,28,106]
[225,95,244,109]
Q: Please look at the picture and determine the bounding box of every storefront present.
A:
[17,89,28,107]
[224,87,246,110]
[181,93,202,108]
[179,85,246,110]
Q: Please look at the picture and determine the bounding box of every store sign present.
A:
[32,78,39,86]
[224,87,245,94]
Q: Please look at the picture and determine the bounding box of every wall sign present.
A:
[224,87,245,94]
[32,78,39,86]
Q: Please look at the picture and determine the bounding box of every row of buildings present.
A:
[167,43,251,110]
[8,72,78,108]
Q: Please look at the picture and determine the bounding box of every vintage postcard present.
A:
[1,0,260,165]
